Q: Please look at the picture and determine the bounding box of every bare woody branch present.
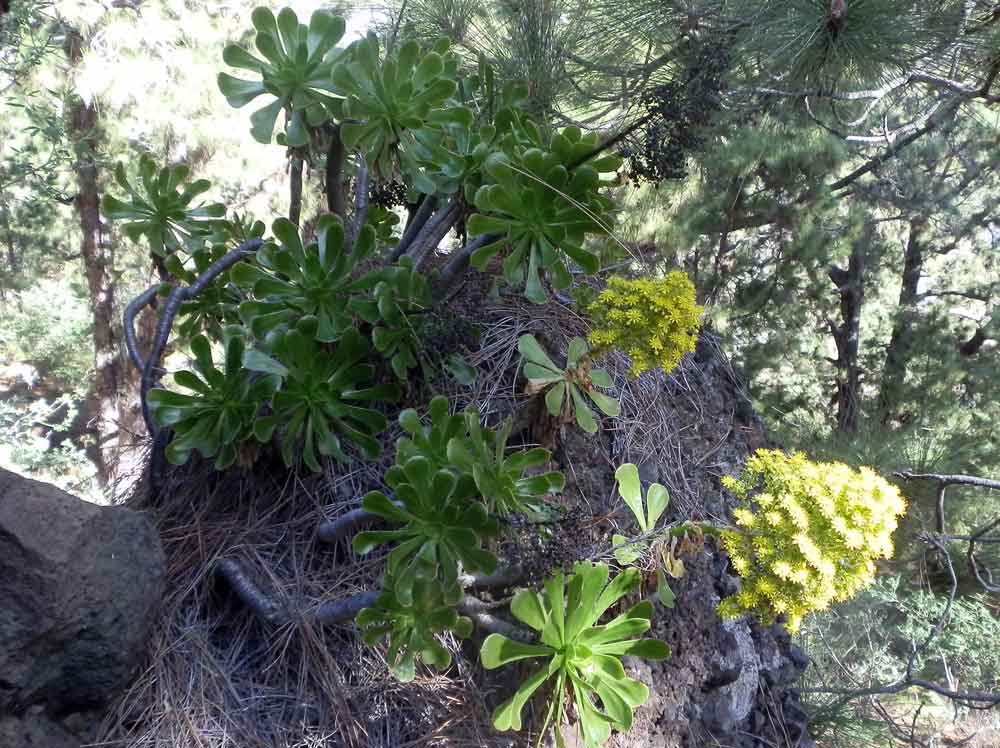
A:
[800,534,1000,712]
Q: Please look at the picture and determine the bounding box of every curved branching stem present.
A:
[216,558,291,627]
[967,516,1000,593]
[800,534,1000,712]
[404,198,462,268]
[346,159,369,251]
[214,558,533,640]
[804,475,1000,716]
[437,234,500,288]
[325,125,345,219]
[896,471,1000,593]
[123,283,159,371]
[896,471,1000,534]
[139,238,263,434]
[391,194,437,261]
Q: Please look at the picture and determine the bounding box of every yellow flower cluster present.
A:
[587,273,703,378]
[718,449,907,633]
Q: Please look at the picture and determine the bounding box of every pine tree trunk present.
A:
[65,28,120,486]
[877,216,925,423]
[828,226,868,432]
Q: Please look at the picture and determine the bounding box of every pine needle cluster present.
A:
[719,449,907,633]
[587,273,702,378]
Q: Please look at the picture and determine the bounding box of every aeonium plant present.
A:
[356,576,473,682]
[218,7,346,146]
[518,333,620,433]
[352,455,499,605]
[231,214,377,343]
[481,562,671,748]
[147,333,278,469]
[244,319,400,470]
[102,155,226,256]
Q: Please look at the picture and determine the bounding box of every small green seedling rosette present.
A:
[518,334,620,433]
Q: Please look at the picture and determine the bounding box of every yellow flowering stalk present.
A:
[719,449,906,633]
[587,273,703,378]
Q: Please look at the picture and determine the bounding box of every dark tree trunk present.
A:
[65,28,120,486]
[877,216,925,423]
[827,225,868,432]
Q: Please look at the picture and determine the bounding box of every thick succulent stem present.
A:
[317,507,381,544]
[402,198,461,268]
[391,194,437,261]
[437,234,500,288]
[123,283,159,371]
[457,595,534,642]
[346,159,369,251]
[311,591,380,625]
[325,125,346,220]
[138,238,263,435]
[288,154,303,226]
[214,559,533,640]
[457,565,525,590]
[215,558,291,627]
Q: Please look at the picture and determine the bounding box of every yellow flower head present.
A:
[587,272,702,378]
[718,449,907,633]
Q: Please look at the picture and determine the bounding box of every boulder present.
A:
[0,467,165,719]
[0,708,82,748]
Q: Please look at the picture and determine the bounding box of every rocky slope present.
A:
[87,289,814,748]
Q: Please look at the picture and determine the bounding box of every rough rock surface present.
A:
[0,467,165,738]
[0,708,85,748]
